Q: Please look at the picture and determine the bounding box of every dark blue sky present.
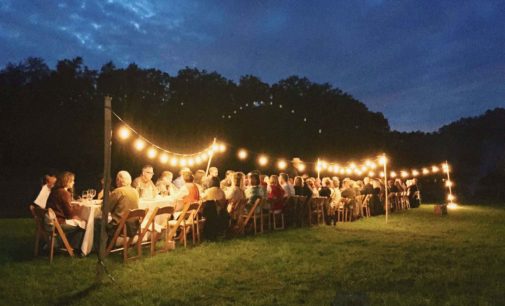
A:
[1,0,504,131]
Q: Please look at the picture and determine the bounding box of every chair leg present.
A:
[49,236,55,264]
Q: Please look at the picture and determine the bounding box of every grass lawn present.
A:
[1,204,505,305]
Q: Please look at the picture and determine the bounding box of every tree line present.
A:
[1,57,503,212]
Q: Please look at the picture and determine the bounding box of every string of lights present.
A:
[113,112,226,167]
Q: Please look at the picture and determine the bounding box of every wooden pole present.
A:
[205,138,217,177]
[316,158,320,180]
[445,161,453,204]
[96,96,112,282]
[383,154,389,224]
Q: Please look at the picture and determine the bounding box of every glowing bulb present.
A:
[201,152,209,160]
[212,144,219,152]
[369,162,377,169]
[170,157,178,167]
[345,168,352,174]
[365,160,372,167]
[258,155,268,166]
[422,168,430,175]
[328,166,334,172]
[321,161,328,169]
[390,171,397,178]
[160,153,169,164]
[339,168,345,175]
[147,148,157,159]
[445,181,453,187]
[401,171,408,178]
[180,158,187,167]
[379,171,385,177]
[447,194,455,201]
[442,164,450,173]
[361,166,367,172]
[412,170,419,177]
[277,160,287,170]
[379,155,387,165]
[297,163,306,172]
[237,149,248,160]
[349,162,357,169]
[118,126,130,139]
[195,156,202,164]
[219,144,226,152]
[134,139,146,151]
[333,166,340,174]
[447,203,458,209]
[432,166,439,173]
[188,158,195,166]
[368,171,375,177]
[355,170,363,176]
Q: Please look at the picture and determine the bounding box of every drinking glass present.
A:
[88,189,96,200]
[81,190,89,202]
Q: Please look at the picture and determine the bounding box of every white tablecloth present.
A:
[72,200,102,255]
[139,196,177,232]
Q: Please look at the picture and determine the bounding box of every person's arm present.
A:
[61,190,78,219]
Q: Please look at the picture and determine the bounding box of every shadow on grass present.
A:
[55,283,100,306]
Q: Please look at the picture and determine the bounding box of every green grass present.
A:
[1,204,505,305]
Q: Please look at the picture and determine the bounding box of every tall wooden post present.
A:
[96,96,112,282]
[205,138,217,177]
[382,154,389,224]
[316,158,321,180]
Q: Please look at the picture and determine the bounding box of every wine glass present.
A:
[88,189,96,201]
[81,190,89,202]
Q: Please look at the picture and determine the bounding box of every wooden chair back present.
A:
[238,198,263,234]
[30,205,74,263]
[106,208,148,263]
[150,206,175,255]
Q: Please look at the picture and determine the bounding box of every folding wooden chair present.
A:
[308,197,325,226]
[361,194,371,218]
[237,198,263,235]
[295,196,308,227]
[168,202,201,248]
[30,205,75,263]
[337,199,352,223]
[106,208,148,263]
[150,206,174,256]
[271,197,286,230]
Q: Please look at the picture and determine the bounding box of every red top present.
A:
[183,183,200,207]
[268,184,285,211]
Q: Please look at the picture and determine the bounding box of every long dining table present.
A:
[72,196,177,256]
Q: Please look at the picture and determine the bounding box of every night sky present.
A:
[1,0,504,131]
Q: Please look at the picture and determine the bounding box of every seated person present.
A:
[33,172,57,209]
[193,169,206,195]
[293,176,305,196]
[173,170,200,212]
[132,165,158,199]
[204,176,226,202]
[340,178,357,217]
[244,173,265,213]
[267,175,285,211]
[94,171,139,250]
[226,172,246,218]
[46,171,84,253]
[155,170,177,196]
[279,173,295,198]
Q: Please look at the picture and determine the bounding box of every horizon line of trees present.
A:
[1,56,504,206]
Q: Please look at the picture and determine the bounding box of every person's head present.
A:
[44,174,57,188]
[194,170,206,185]
[306,178,315,188]
[209,167,218,178]
[209,176,220,188]
[322,177,332,187]
[160,171,173,183]
[332,177,340,189]
[141,165,154,182]
[269,175,279,186]
[279,173,289,184]
[363,177,370,185]
[342,178,352,189]
[116,170,132,187]
[182,170,194,183]
[231,172,244,188]
[55,171,75,189]
[294,176,304,187]
[249,173,260,186]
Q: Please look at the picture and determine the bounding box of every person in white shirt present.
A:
[132,165,158,199]
[33,173,57,208]
[279,173,295,198]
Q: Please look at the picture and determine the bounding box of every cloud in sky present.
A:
[0,0,504,131]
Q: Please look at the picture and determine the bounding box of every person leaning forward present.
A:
[94,171,139,250]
